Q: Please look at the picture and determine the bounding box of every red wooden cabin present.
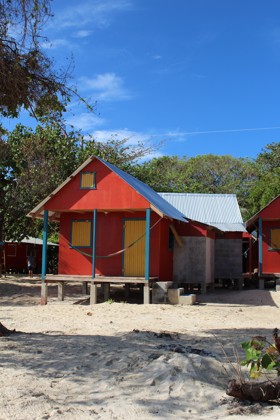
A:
[2,237,57,275]
[28,156,187,292]
[246,195,280,280]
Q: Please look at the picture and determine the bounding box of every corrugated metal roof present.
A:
[158,193,246,232]
[6,237,58,246]
[99,158,187,222]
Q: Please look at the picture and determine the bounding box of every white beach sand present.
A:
[1,277,280,419]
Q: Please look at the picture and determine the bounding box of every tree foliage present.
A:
[0,124,156,255]
[133,156,188,192]
[135,154,258,219]
[0,0,83,120]
[247,142,280,216]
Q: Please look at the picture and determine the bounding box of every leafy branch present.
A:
[241,329,280,379]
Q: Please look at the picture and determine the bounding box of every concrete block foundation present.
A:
[167,288,196,305]
[152,281,173,303]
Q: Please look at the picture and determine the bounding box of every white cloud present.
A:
[66,112,105,131]
[51,0,133,31]
[89,129,163,161]
[79,73,131,101]
[90,129,150,144]
[41,38,71,49]
[152,54,162,60]
[74,30,93,38]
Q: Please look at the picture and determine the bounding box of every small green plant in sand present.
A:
[107,298,115,304]
[241,328,280,379]
[226,329,280,402]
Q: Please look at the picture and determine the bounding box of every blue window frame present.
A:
[80,172,96,189]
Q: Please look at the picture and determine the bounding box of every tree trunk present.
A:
[227,379,280,402]
[0,322,16,337]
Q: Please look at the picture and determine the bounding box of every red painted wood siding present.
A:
[58,211,172,280]
[4,243,42,273]
[45,159,149,211]
[262,220,280,274]
[259,196,280,220]
[175,220,215,238]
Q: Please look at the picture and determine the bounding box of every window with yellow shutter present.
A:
[71,220,92,247]
[80,172,96,189]
[270,228,280,250]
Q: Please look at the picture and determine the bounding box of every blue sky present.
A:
[9,0,280,159]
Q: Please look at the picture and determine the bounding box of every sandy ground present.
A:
[1,277,280,419]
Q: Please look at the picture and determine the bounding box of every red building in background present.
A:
[246,195,280,281]
[2,237,57,274]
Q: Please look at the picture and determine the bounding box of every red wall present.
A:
[4,243,42,274]
[175,220,215,238]
[58,211,173,280]
[259,196,280,219]
[262,220,280,274]
[46,159,149,211]
[48,158,176,280]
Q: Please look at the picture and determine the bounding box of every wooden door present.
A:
[123,220,146,277]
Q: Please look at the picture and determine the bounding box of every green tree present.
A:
[184,155,257,218]
[3,124,79,242]
[80,135,156,174]
[135,154,257,218]
[0,0,91,275]
[0,0,82,120]
[248,142,280,216]
[133,156,189,192]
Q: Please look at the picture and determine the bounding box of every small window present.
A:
[71,220,92,247]
[80,172,96,189]
[270,228,280,250]
[7,244,16,257]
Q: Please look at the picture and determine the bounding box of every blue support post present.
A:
[92,209,97,278]
[42,210,49,280]
[145,208,151,280]
[259,217,263,275]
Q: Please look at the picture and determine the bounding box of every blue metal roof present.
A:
[98,158,187,222]
[158,193,246,232]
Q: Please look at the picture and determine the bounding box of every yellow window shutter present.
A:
[271,228,280,250]
[81,172,96,189]
[72,220,91,247]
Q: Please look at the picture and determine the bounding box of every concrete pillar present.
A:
[41,282,48,305]
[125,283,130,300]
[200,283,207,294]
[152,281,173,303]
[90,282,97,305]
[82,281,88,295]
[104,283,110,301]
[58,282,65,301]
[143,282,150,304]
[236,278,243,290]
